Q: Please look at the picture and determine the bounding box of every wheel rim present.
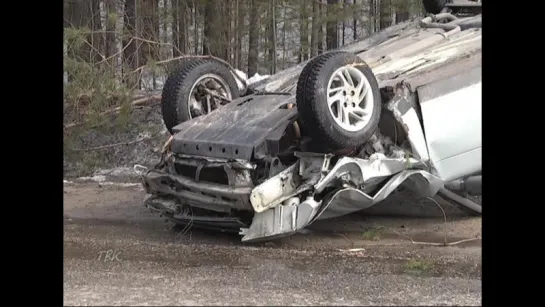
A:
[326,66,374,132]
[187,73,232,119]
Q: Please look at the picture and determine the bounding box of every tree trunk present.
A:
[202,0,212,55]
[379,0,392,30]
[369,0,376,34]
[104,0,117,59]
[89,0,102,62]
[203,0,226,59]
[298,0,309,63]
[341,0,346,46]
[235,0,246,69]
[139,0,160,66]
[230,1,236,64]
[122,0,138,87]
[353,0,357,40]
[193,0,198,54]
[247,0,259,77]
[222,0,231,63]
[282,5,287,69]
[64,0,91,60]
[64,0,83,28]
[162,0,169,45]
[326,0,338,50]
[268,0,277,74]
[172,0,179,55]
[395,0,409,23]
[173,0,188,55]
[317,0,324,54]
[310,0,319,57]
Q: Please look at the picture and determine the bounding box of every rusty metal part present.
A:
[173,155,255,170]
[154,136,175,170]
[285,103,301,139]
[161,135,174,153]
[420,13,462,32]
[204,88,232,104]
[143,169,253,210]
[292,121,301,139]
[146,169,252,197]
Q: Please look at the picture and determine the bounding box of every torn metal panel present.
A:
[315,170,444,221]
[250,163,302,213]
[313,155,426,193]
[241,155,443,242]
[240,202,299,242]
[382,84,431,163]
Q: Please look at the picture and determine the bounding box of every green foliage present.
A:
[64,27,135,162]
[404,259,435,273]
[64,27,91,53]
[361,226,384,241]
[107,12,118,28]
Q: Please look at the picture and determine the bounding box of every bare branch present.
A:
[64,95,161,129]
[130,54,248,90]
[72,136,152,152]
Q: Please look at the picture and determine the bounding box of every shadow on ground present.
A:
[64,182,481,251]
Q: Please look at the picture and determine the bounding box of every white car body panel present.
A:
[400,108,431,162]
[418,68,481,181]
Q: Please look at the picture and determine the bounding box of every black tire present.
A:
[422,0,450,14]
[295,53,343,136]
[163,57,203,76]
[296,51,382,152]
[161,59,240,134]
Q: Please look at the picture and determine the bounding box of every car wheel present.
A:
[422,0,451,14]
[161,59,240,134]
[296,51,382,152]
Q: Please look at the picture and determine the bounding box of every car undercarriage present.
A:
[135,1,482,242]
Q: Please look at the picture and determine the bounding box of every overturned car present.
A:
[135,3,482,242]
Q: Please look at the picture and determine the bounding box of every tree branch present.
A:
[72,136,152,152]
[129,54,248,90]
[64,95,161,129]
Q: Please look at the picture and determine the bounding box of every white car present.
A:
[135,2,482,242]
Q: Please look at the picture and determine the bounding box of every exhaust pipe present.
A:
[444,175,481,195]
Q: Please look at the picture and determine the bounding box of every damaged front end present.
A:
[137,152,257,232]
[136,142,443,242]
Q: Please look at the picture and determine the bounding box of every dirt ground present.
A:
[63,181,481,250]
[63,182,481,305]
